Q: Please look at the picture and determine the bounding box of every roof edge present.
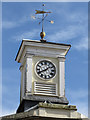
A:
[15,39,71,62]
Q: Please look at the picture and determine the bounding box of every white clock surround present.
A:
[15,39,71,102]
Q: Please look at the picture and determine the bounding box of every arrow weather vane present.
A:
[31,4,54,42]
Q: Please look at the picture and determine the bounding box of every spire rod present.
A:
[40,4,46,42]
[42,4,44,33]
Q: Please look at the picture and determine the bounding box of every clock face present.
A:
[35,60,56,80]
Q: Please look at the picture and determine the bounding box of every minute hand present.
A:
[39,67,50,74]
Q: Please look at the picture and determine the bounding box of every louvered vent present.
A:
[34,82,57,96]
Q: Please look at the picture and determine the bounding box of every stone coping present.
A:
[1,102,89,120]
[0,116,84,120]
[38,102,77,110]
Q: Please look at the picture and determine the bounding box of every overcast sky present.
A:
[1,1,88,117]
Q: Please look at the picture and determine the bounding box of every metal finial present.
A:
[31,4,54,42]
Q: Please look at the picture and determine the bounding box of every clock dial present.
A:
[36,60,56,80]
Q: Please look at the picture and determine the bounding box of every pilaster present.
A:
[19,65,24,101]
[25,53,33,93]
[58,57,65,97]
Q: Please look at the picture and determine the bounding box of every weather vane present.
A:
[31,4,54,42]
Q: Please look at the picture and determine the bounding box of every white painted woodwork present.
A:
[15,40,71,63]
[15,39,71,98]
[58,57,65,97]
[26,54,33,93]
[19,65,24,101]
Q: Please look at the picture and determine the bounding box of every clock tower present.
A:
[15,39,71,112]
[15,4,71,113]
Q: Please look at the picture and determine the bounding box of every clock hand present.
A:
[38,67,50,74]
[41,67,49,73]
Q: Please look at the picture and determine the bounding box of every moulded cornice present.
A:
[15,40,71,63]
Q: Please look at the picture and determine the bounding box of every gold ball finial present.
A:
[40,32,46,39]
[40,32,46,42]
